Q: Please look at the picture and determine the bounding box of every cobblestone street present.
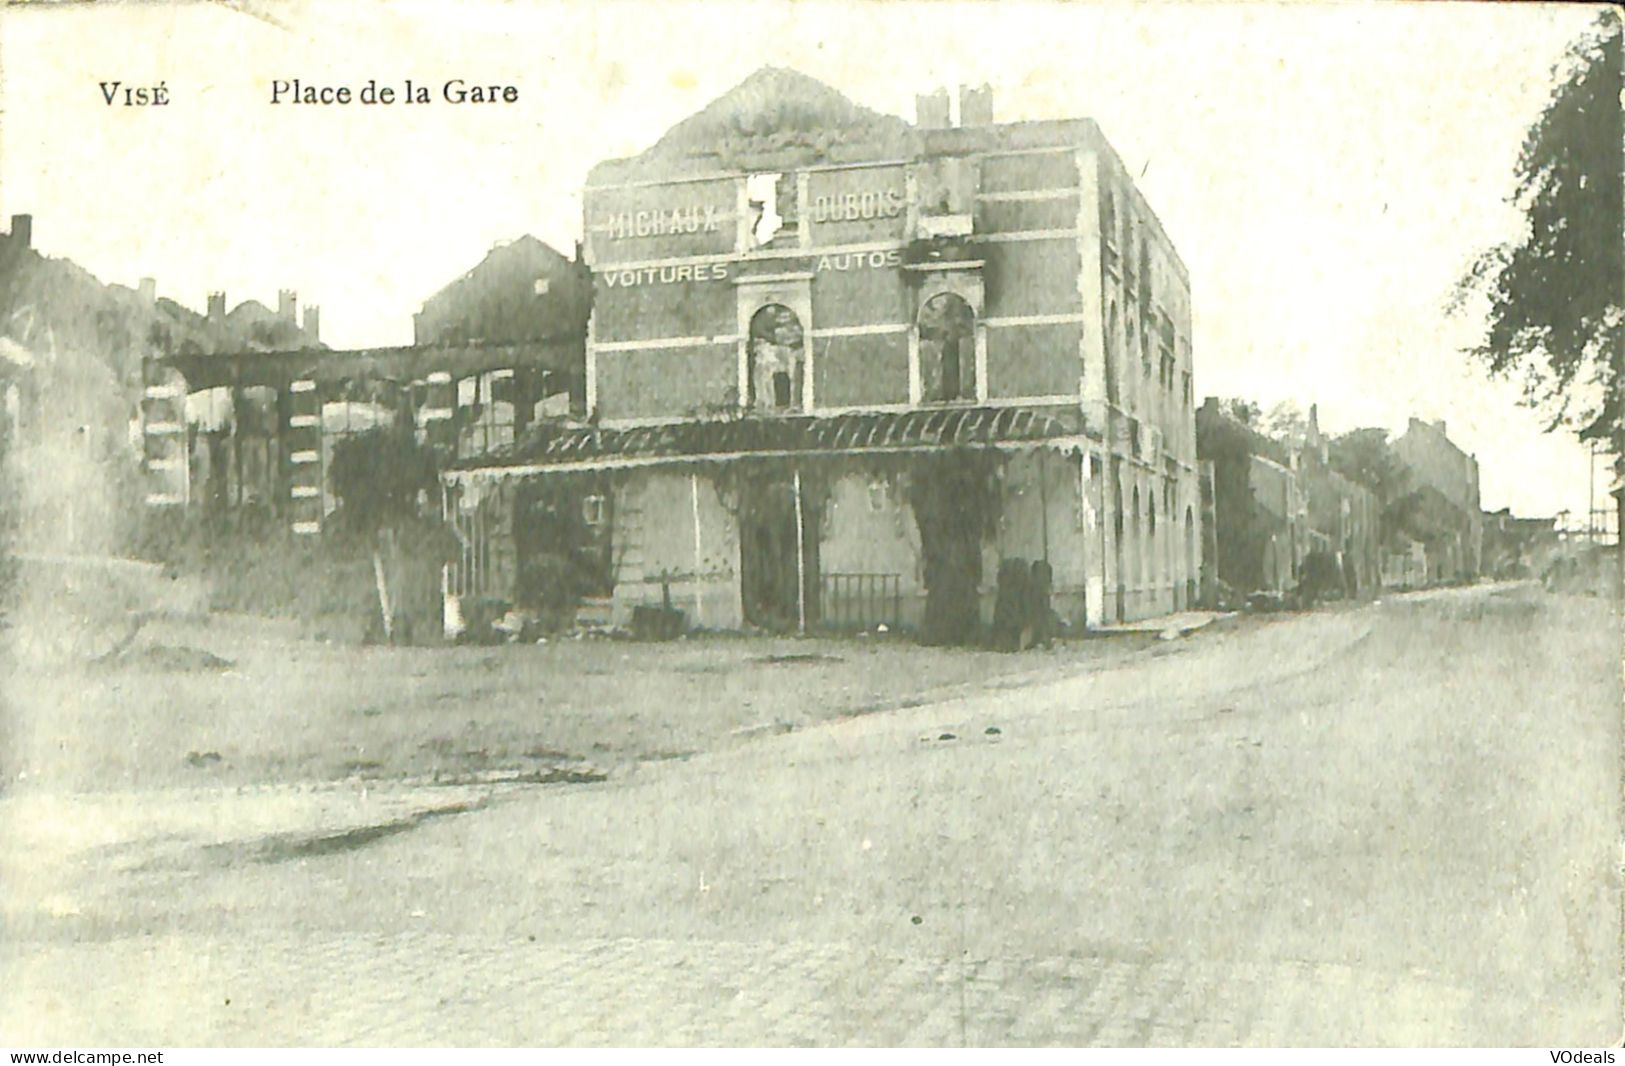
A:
[3,585,1619,1046]
[6,933,1491,1046]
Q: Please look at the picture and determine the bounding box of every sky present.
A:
[0,0,1612,519]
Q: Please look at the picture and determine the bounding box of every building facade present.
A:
[141,237,588,538]
[1481,508,1558,579]
[1392,416,1482,582]
[1194,399,1304,598]
[1194,398,1382,602]
[444,69,1201,637]
[1298,405,1383,595]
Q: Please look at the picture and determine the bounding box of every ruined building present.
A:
[140,236,588,534]
[444,68,1201,635]
[1391,416,1482,583]
[1194,399,1383,602]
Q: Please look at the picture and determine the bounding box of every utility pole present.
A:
[1588,440,1596,542]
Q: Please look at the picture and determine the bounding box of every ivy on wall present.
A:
[481,445,1012,643]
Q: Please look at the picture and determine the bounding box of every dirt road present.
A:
[3,584,1618,1045]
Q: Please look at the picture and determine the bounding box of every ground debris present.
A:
[754,653,845,665]
[98,642,234,672]
[212,799,486,864]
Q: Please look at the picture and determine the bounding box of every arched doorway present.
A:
[1263,534,1284,592]
[1112,462,1126,623]
[1148,491,1159,595]
[747,304,804,411]
[1131,484,1142,612]
[918,292,976,403]
[1184,505,1197,608]
[1105,301,1120,406]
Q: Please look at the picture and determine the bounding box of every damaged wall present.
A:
[609,468,741,629]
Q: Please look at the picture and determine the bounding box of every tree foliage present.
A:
[1260,400,1307,443]
[1328,428,1410,503]
[1212,397,1261,426]
[1453,12,1623,451]
[328,425,439,535]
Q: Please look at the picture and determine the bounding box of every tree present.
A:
[1214,397,1261,426]
[1328,428,1410,503]
[1452,12,1623,520]
[328,425,439,535]
[1260,400,1307,443]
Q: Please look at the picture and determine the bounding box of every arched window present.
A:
[747,304,805,411]
[1105,300,1120,405]
[1185,505,1198,607]
[1131,484,1143,587]
[918,292,976,403]
[1138,238,1152,315]
[1148,492,1159,584]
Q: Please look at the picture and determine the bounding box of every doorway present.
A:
[738,471,821,631]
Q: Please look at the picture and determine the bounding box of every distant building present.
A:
[414,235,590,349]
[1298,405,1382,596]
[1195,398,1306,598]
[0,213,209,552]
[1392,416,1482,582]
[1481,508,1558,579]
[140,236,586,537]
[1194,399,1382,602]
[412,236,592,456]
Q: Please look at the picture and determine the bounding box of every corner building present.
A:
[446,69,1200,634]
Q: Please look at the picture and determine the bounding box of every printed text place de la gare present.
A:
[271,79,518,105]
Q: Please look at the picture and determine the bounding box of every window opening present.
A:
[747,304,805,411]
[918,291,977,403]
[746,173,786,249]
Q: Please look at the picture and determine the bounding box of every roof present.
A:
[217,300,317,352]
[587,67,1103,186]
[160,339,584,391]
[415,235,590,347]
[589,67,915,184]
[420,236,580,309]
[1195,399,1290,466]
[449,405,1084,474]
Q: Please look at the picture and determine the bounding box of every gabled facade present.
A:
[1393,416,1482,581]
[414,235,591,350]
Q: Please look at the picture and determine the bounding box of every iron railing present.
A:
[820,572,902,631]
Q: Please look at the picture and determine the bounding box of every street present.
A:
[2,583,1619,1046]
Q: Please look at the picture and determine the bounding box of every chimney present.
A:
[915,88,950,130]
[958,84,993,127]
[278,289,297,324]
[9,214,31,248]
[138,277,156,305]
[1435,419,1447,437]
[302,304,320,344]
[207,291,226,323]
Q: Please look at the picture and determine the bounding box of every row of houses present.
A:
[115,70,1201,642]
[0,213,323,556]
[5,68,1541,643]
[1194,396,1492,604]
